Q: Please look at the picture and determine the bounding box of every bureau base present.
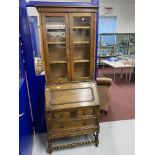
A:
[47,132,99,154]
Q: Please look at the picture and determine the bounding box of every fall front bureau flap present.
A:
[45,81,100,111]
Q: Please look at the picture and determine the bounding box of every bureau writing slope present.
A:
[37,5,100,154]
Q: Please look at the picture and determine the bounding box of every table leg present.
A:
[126,70,128,83]
[113,68,115,83]
[129,68,134,83]
[120,68,123,78]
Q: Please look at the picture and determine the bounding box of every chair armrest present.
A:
[96,77,112,86]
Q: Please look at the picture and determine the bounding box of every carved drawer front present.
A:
[49,118,98,131]
[47,110,76,121]
[77,107,95,118]
[53,111,70,119]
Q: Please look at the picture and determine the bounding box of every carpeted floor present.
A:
[97,67,135,122]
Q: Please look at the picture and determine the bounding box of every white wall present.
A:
[99,0,135,33]
[28,0,135,33]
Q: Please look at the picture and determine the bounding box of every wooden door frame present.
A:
[69,12,96,81]
[40,13,71,83]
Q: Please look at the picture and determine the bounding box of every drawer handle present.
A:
[71,110,77,118]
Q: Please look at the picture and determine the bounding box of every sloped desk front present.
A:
[45,81,100,153]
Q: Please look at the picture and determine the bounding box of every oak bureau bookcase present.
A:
[37,5,100,154]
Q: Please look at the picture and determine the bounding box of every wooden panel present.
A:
[89,13,96,79]
[51,87,93,105]
[46,107,96,121]
[69,13,74,80]
[72,13,91,17]
[41,13,52,82]
[47,126,99,139]
[45,81,100,111]
[48,118,98,131]
[46,111,70,121]
[37,7,98,13]
[65,13,71,81]
[77,107,94,118]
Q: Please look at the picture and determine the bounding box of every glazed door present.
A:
[69,13,96,81]
[41,13,70,83]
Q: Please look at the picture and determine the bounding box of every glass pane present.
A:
[73,29,90,43]
[45,16,67,80]
[73,16,90,27]
[74,63,90,79]
[73,16,91,79]
[50,64,67,79]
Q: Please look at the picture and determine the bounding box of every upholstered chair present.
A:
[96,77,112,114]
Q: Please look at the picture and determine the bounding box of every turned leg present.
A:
[48,140,53,154]
[120,68,123,78]
[129,67,134,83]
[93,132,99,147]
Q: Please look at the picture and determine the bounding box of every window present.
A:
[98,16,117,45]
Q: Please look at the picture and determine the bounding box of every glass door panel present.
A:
[72,15,91,80]
[45,16,68,81]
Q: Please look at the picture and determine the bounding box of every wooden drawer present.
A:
[48,118,98,131]
[53,111,70,119]
[77,107,95,118]
[46,107,97,122]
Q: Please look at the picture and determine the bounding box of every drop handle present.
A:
[19,112,25,117]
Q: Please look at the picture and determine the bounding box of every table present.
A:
[102,59,135,83]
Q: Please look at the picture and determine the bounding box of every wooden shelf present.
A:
[73,26,90,29]
[46,25,65,30]
[48,46,66,49]
[48,42,66,45]
[51,78,67,83]
[74,41,89,44]
[74,76,90,80]
[74,59,89,63]
[50,60,66,64]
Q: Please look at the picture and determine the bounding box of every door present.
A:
[41,13,71,83]
[69,13,96,81]
[19,40,34,155]
[19,78,34,155]
[20,0,46,140]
